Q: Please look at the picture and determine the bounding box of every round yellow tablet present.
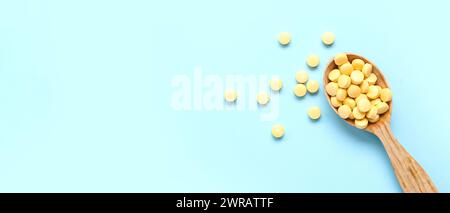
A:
[328,69,341,82]
[321,32,335,45]
[352,107,366,120]
[350,70,364,85]
[325,82,339,97]
[347,85,361,98]
[366,106,378,120]
[271,124,285,139]
[368,114,380,123]
[380,88,392,102]
[376,102,390,114]
[360,80,370,94]
[355,118,368,129]
[355,94,368,103]
[295,70,309,84]
[338,105,352,119]
[330,97,342,108]
[337,75,351,89]
[257,92,270,105]
[224,89,237,103]
[343,98,356,109]
[278,32,291,46]
[339,62,353,75]
[371,98,381,106]
[308,107,321,120]
[362,63,373,78]
[270,78,283,91]
[293,84,307,97]
[357,98,371,113]
[306,80,319,93]
[367,73,378,85]
[367,85,380,99]
[336,88,347,102]
[334,53,348,66]
[306,54,320,68]
[351,59,365,70]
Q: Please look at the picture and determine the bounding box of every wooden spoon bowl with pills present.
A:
[323,53,438,193]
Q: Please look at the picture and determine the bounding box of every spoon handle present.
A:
[373,123,438,193]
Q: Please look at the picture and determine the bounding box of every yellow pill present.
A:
[349,112,355,120]
[321,32,335,46]
[270,78,283,91]
[331,97,343,108]
[362,63,373,78]
[337,75,351,89]
[338,105,352,119]
[343,98,356,109]
[278,32,291,46]
[224,89,237,102]
[357,98,371,113]
[355,94,368,103]
[367,73,377,85]
[350,70,364,85]
[368,114,380,123]
[334,53,348,66]
[257,92,270,105]
[295,70,309,84]
[306,54,320,68]
[366,106,378,120]
[360,80,370,94]
[347,85,361,98]
[352,59,365,70]
[371,98,381,106]
[380,88,392,102]
[293,84,307,97]
[271,124,285,139]
[339,62,354,75]
[355,118,368,129]
[325,82,339,97]
[308,107,321,120]
[336,88,347,102]
[328,69,341,82]
[376,102,390,114]
[367,85,380,99]
[352,107,366,120]
[306,80,319,93]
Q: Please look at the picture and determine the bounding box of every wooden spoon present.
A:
[323,53,438,193]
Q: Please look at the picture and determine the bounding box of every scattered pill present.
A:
[306,80,319,93]
[367,85,380,99]
[362,63,373,78]
[350,70,364,85]
[328,69,341,82]
[270,78,283,91]
[338,75,351,89]
[380,88,392,102]
[224,89,237,103]
[338,105,352,119]
[278,32,291,46]
[306,54,320,68]
[347,85,361,98]
[293,84,307,97]
[325,82,339,96]
[357,98,371,113]
[308,107,321,120]
[352,59,365,70]
[355,118,368,129]
[272,124,285,138]
[321,32,335,46]
[336,88,347,102]
[334,53,348,66]
[331,97,343,108]
[257,92,270,105]
[339,62,354,75]
[295,70,309,84]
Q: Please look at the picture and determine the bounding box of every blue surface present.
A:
[1,0,449,192]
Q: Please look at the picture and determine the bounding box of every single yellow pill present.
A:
[376,102,390,114]
[367,85,380,99]
[270,78,283,91]
[306,80,319,93]
[366,106,378,120]
[338,105,352,119]
[337,75,351,89]
[352,107,366,120]
[367,73,377,85]
[271,124,285,138]
[357,98,371,113]
[295,70,309,84]
[321,32,335,45]
[308,107,321,120]
[360,80,370,94]
[325,82,339,97]
[352,59,365,70]
[362,63,373,78]
[278,32,291,46]
[355,94,368,103]
[306,54,320,68]
[336,88,347,102]
[355,118,369,129]
[350,70,364,85]
[328,69,341,82]
[371,98,381,106]
[368,114,380,123]
[334,53,348,66]
[339,62,354,75]
[347,85,361,98]
[331,97,342,108]
[380,88,392,102]
[343,98,356,109]
[224,89,237,102]
[257,92,270,105]
[293,84,307,97]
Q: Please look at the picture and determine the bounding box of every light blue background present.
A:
[0,0,449,192]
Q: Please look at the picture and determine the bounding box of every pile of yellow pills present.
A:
[325,53,393,129]
[308,107,321,120]
[257,92,270,105]
[293,84,307,97]
[321,32,335,46]
[306,54,320,68]
[270,77,283,91]
[272,124,285,139]
[278,32,291,46]
[224,89,237,103]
